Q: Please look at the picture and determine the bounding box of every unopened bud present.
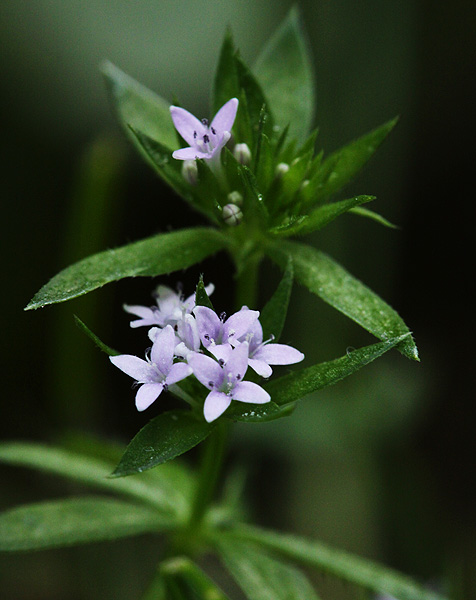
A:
[222,203,243,226]
[182,160,198,185]
[275,162,290,176]
[233,143,251,165]
[227,191,243,206]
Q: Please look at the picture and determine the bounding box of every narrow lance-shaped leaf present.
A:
[265,335,411,405]
[350,206,398,229]
[253,6,315,143]
[225,401,293,423]
[259,257,294,341]
[26,227,227,310]
[216,537,321,600]
[74,315,120,356]
[160,557,231,600]
[304,117,399,205]
[195,275,214,310]
[268,240,418,361]
[0,442,188,516]
[227,525,447,600]
[113,410,215,477]
[270,195,375,237]
[0,497,168,552]
[102,61,178,152]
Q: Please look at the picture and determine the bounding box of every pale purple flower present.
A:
[193,305,259,349]
[109,325,192,411]
[188,343,270,422]
[170,98,238,162]
[238,319,305,378]
[124,283,214,329]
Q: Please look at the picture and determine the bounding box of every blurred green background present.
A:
[1,1,474,598]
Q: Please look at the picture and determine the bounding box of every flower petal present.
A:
[210,98,239,134]
[166,362,193,386]
[232,381,271,404]
[109,355,155,383]
[248,357,273,378]
[150,325,175,374]
[208,343,233,363]
[170,106,206,146]
[193,305,222,346]
[172,147,210,160]
[203,391,232,422]
[123,304,162,328]
[256,344,305,365]
[135,383,163,411]
[188,353,223,389]
[225,342,249,381]
[224,308,259,344]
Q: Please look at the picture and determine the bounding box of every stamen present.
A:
[208,381,214,388]
[203,134,210,144]
[218,359,225,367]
[201,118,209,126]
[193,131,197,139]
[162,383,169,392]
[204,334,210,341]
[236,374,241,380]
[211,127,216,135]
[219,311,227,322]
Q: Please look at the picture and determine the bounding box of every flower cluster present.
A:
[110,283,304,422]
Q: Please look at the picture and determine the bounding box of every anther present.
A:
[218,359,225,367]
[201,118,209,126]
[162,383,169,392]
[211,127,216,135]
[208,381,214,388]
[193,131,197,139]
[219,311,227,322]
[203,134,210,144]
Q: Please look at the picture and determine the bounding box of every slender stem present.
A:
[234,251,262,309]
[187,422,229,531]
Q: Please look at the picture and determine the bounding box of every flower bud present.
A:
[227,190,243,206]
[222,203,243,226]
[233,143,251,165]
[275,162,290,176]
[181,160,198,185]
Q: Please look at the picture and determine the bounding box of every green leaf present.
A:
[265,336,410,405]
[216,537,320,600]
[350,206,398,229]
[160,557,231,600]
[128,127,194,203]
[271,195,375,237]
[305,117,398,204]
[225,401,293,423]
[228,525,447,600]
[254,7,315,143]
[74,315,120,356]
[239,164,269,226]
[268,240,418,361]
[102,61,178,152]
[26,228,227,310]
[259,258,294,341]
[195,275,214,310]
[113,410,215,477]
[0,442,190,517]
[0,497,167,552]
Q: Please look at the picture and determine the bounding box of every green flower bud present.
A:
[233,143,252,165]
[222,203,243,226]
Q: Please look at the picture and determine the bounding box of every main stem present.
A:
[184,250,262,542]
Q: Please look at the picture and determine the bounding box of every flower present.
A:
[193,305,259,349]
[170,98,238,162]
[188,343,270,422]
[124,283,214,329]
[109,325,192,411]
[240,319,305,378]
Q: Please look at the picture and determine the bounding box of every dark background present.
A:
[1,1,474,598]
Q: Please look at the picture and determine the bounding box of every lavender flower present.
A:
[188,343,270,422]
[110,325,192,411]
[124,283,214,329]
[240,319,305,378]
[170,98,238,162]
[193,305,259,349]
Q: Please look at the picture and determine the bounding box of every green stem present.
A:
[187,422,229,531]
[234,251,262,309]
